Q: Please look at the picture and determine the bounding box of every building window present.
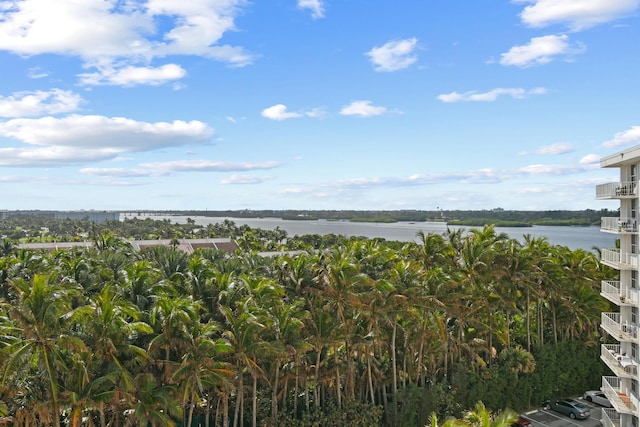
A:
[633,343,638,358]
[633,271,638,289]
[632,164,637,183]
[633,415,638,427]
[633,307,638,325]
[633,235,638,254]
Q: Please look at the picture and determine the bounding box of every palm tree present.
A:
[130,373,179,427]
[314,244,370,404]
[82,284,152,427]
[520,235,551,350]
[219,303,266,427]
[148,293,201,384]
[262,295,309,422]
[0,238,15,257]
[172,321,233,427]
[0,273,81,427]
[462,401,517,427]
[425,412,468,427]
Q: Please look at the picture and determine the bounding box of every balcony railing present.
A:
[601,249,639,270]
[601,217,639,234]
[601,407,620,427]
[597,182,638,199]
[601,344,638,377]
[601,280,639,305]
[601,312,638,342]
[603,376,638,414]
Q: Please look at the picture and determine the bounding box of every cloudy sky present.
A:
[0,0,638,211]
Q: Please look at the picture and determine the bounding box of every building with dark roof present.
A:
[18,238,238,254]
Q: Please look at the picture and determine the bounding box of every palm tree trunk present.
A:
[233,372,242,427]
[367,354,375,404]
[334,346,342,409]
[188,400,195,427]
[223,386,229,427]
[391,319,398,425]
[252,375,257,427]
[205,395,212,427]
[552,301,558,344]
[70,406,81,427]
[283,374,289,415]
[526,289,531,351]
[314,348,321,410]
[272,362,280,422]
[99,402,106,427]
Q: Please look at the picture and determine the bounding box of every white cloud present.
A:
[261,104,302,120]
[437,87,547,103]
[220,174,274,184]
[27,67,48,79]
[340,100,387,117]
[291,161,596,192]
[78,63,187,86]
[138,159,282,173]
[517,0,640,31]
[80,161,280,178]
[0,89,83,117]
[535,142,574,155]
[0,146,121,167]
[580,154,600,164]
[0,0,254,86]
[500,34,585,67]
[603,125,640,148]
[298,0,325,19]
[79,168,155,178]
[0,115,214,166]
[261,104,323,121]
[366,38,418,72]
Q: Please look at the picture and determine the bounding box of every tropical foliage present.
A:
[0,218,614,426]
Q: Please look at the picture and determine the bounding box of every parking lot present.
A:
[519,398,604,427]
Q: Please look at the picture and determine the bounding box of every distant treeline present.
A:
[160,208,616,226]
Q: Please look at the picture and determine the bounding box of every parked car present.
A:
[583,390,613,407]
[511,415,531,426]
[542,398,591,419]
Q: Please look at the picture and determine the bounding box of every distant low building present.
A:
[0,210,7,220]
[17,238,239,254]
[53,211,120,223]
[8,210,120,223]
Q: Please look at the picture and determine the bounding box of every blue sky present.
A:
[0,0,638,211]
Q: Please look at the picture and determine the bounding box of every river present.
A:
[123,214,616,251]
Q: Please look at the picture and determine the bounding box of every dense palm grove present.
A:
[0,217,615,426]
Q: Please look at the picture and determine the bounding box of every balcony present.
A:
[601,344,638,378]
[601,407,620,427]
[597,182,638,199]
[601,217,638,234]
[601,249,639,270]
[601,280,639,306]
[601,312,638,342]
[603,376,638,414]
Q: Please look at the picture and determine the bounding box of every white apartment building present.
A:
[597,145,640,427]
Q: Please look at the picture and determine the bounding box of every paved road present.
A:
[520,399,604,427]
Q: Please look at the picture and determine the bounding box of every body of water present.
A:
[124,214,616,251]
